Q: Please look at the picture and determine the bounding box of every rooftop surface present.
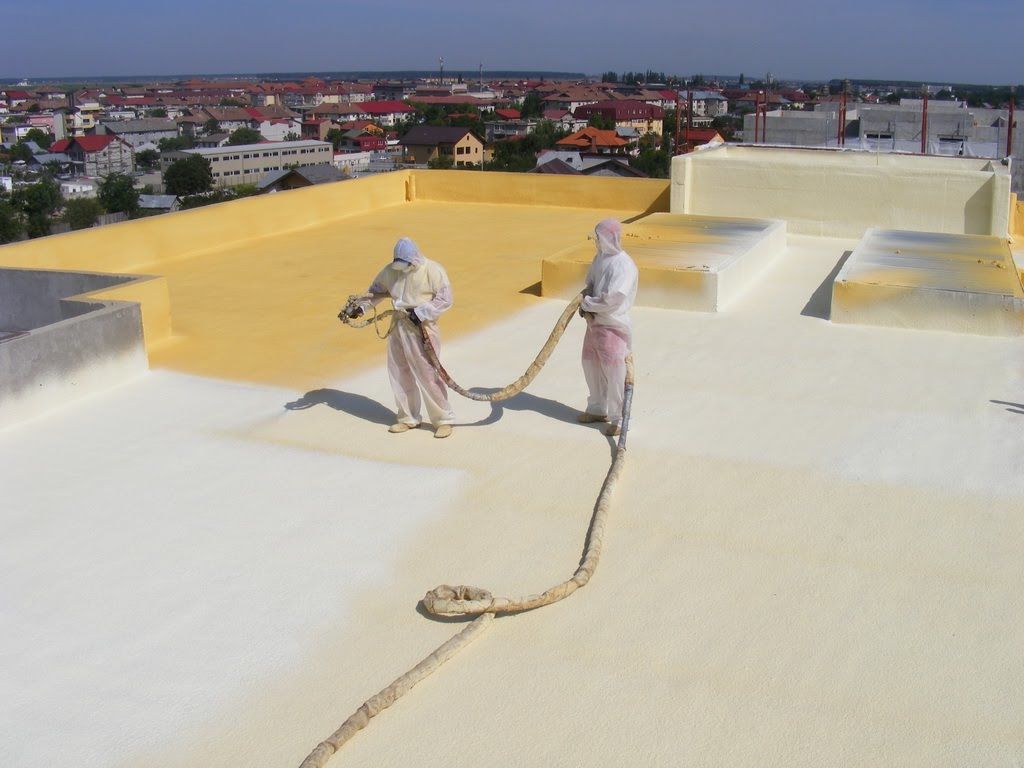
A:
[2,165,1024,767]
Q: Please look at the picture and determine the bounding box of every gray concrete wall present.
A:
[0,269,134,332]
[0,299,146,429]
[0,268,147,430]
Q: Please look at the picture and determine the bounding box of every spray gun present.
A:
[338,296,366,322]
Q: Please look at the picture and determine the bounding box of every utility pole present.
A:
[920,84,929,155]
[1008,88,1015,159]
[686,88,693,150]
[674,91,682,155]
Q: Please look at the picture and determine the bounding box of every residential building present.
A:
[138,194,181,213]
[400,126,484,167]
[340,129,387,153]
[533,150,648,176]
[161,140,333,188]
[542,108,588,133]
[574,100,664,135]
[59,178,99,199]
[97,118,178,147]
[555,127,630,154]
[685,91,729,117]
[485,120,535,143]
[69,102,102,136]
[52,135,135,176]
[257,164,347,193]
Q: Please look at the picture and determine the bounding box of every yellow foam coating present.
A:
[1012,193,1024,237]
[76,276,174,347]
[0,171,668,388]
[146,200,640,388]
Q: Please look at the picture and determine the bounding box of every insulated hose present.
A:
[303,295,634,768]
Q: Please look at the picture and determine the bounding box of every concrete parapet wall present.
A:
[0,299,147,430]
[411,170,670,213]
[672,145,1012,238]
[0,172,412,275]
[1012,193,1024,236]
[0,267,171,348]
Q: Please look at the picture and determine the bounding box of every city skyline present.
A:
[1,0,1020,84]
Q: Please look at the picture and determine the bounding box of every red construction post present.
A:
[753,92,760,143]
[760,91,767,143]
[686,89,693,151]
[1008,91,1015,159]
[674,91,682,155]
[837,91,847,146]
[921,87,929,154]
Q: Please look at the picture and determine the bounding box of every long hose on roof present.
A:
[301,296,634,768]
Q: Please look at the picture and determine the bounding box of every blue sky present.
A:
[1,0,1020,83]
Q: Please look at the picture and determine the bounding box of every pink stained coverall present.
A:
[581,219,639,426]
[362,238,456,427]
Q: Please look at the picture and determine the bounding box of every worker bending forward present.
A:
[577,219,638,437]
[358,238,456,439]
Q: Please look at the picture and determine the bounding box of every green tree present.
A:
[13,178,62,238]
[325,128,345,150]
[284,131,301,141]
[202,117,221,135]
[219,97,246,107]
[600,71,619,83]
[164,154,213,195]
[226,127,262,145]
[23,128,53,150]
[158,135,194,152]
[630,149,670,178]
[520,92,544,119]
[0,199,23,243]
[98,173,140,216]
[135,149,160,171]
[63,198,103,230]
[148,108,168,118]
[587,114,615,130]
[9,142,33,163]
[427,155,455,169]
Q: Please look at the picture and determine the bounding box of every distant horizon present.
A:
[0,69,1016,90]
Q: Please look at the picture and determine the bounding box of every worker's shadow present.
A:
[469,387,581,428]
[284,389,394,425]
[990,399,1024,416]
[286,387,581,429]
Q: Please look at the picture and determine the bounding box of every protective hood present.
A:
[594,219,623,258]
[392,237,426,268]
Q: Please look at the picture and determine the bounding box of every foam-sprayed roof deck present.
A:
[1,171,1023,768]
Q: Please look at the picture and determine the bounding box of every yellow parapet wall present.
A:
[74,275,174,347]
[410,170,670,213]
[672,145,1012,238]
[1012,193,1024,236]
[0,171,658,387]
[0,171,411,274]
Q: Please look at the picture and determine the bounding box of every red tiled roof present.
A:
[555,127,628,150]
[50,139,71,153]
[74,134,119,152]
[361,100,414,115]
[574,99,664,120]
[684,128,724,143]
[494,108,521,120]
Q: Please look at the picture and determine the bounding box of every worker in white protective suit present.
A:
[577,219,638,437]
[355,238,456,438]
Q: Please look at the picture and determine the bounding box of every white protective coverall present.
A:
[580,219,639,426]
[362,238,456,427]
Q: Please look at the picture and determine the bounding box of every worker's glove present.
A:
[407,308,422,326]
